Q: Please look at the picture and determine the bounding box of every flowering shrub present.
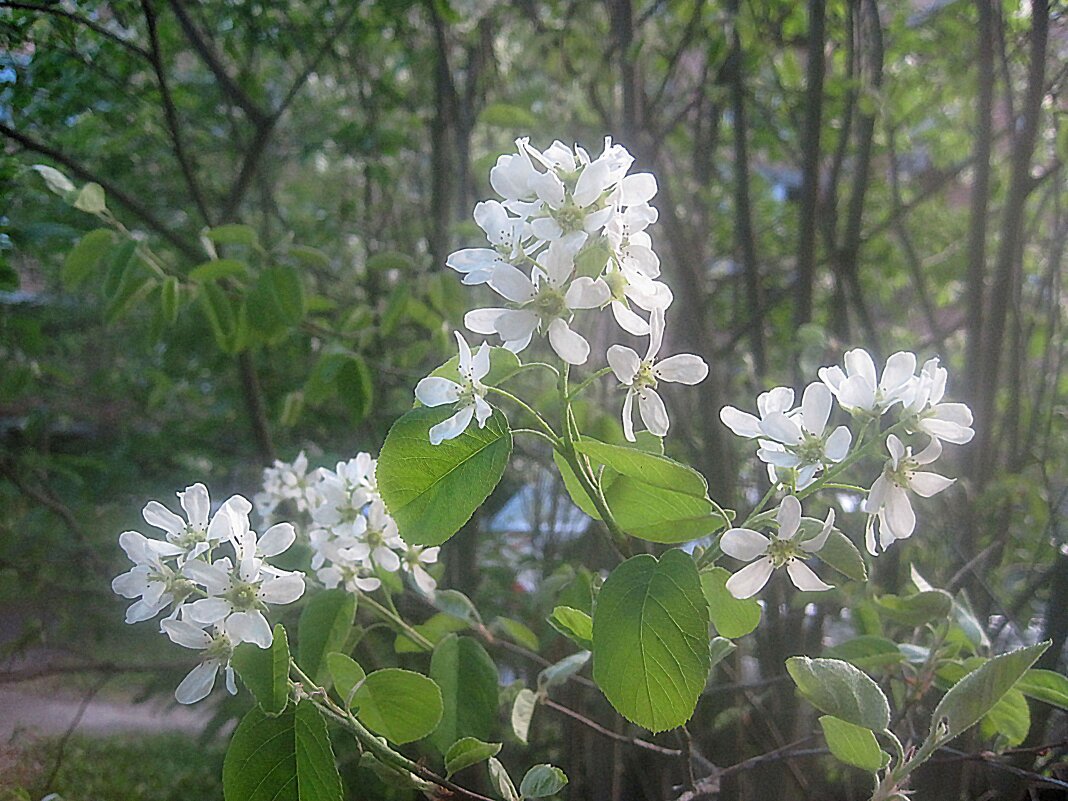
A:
[93,140,1058,801]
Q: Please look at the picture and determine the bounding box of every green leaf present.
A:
[189,259,249,283]
[73,182,106,214]
[432,589,483,626]
[205,224,258,247]
[160,276,180,325]
[325,652,366,707]
[198,282,238,352]
[602,478,726,543]
[479,102,538,129]
[573,438,708,497]
[444,737,501,777]
[592,550,711,732]
[818,716,889,772]
[487,757,519,801]
[353,668,443,744]
[537,651,590,691]
[700,567,761,638]
[102,239,138,300]
[785,657,890,731]
[980,688,1030,746]
[548,606,593,649]
[519,765,568,798]
[1017,669,1068,709]
[816,529,868,582]
[929,641,1049,744]
[709,636,736,670]
[429,635,499,754]
[298,589,356,686]
[232,624,290,715]
[511,688,537,745]
[427,346,521,389]
[305,351,374,423]
[62,228,113,289]
[222,700,342,801]
[378,407,512,546]
[824,636,904,671]
[366,250,414,272]
[874,590,953,626]
[494,617,540,651]
[248,264,305,337]
[289,244,331,268]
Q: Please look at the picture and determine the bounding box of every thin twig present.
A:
[542,697,683,757]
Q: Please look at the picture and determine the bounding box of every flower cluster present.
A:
[718,348,974,598]
[112,484,305,703]
[430,137,707,444]
[260,453,441,596]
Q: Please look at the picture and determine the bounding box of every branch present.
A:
[0,1,151,60]
[0,122,205,263]
[542,698,684,757]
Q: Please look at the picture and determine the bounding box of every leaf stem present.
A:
[567,366,614,400]
[358,592,435,651]
[485,386,560,444]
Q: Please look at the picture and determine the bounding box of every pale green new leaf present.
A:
[353,668,443,745]
[592,550,711,732]
[700,567,761,638]
[818,716,889,772]
[786,657,890,731]
[444,737,501,777]
[537,651,590,691]
[548,606,593,649]
[929,641,1049,744]
[519,764,568,798]
[325,652,365,708]
[1016,669,1068,709]
[487,757,519,801]
[511,688,537,744]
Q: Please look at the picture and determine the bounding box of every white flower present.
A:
[862,435,955,554]
[446,200,530,285]
[719,386,797,439]
[310,471,372,539]
[608,308,708,441]
[415,332,494,445]
[111,531,188,624]
[399,545,441,594]
[316,554,382,594]
[351,501,404,573]
[142,484,251,562]
[161,618,238,704]
[465,232,610,364]
[818,349,916,416]
[181,508,306,648]
[755,383,852,487]
[900,357,975,445]
[721,496,834,599]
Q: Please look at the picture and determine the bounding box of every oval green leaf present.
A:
[573,438,708,497]
[700,567,761,638]
[519,764,568,798]
[592,550,711,732]
[818,716,889,772]
[785,657,890,731]
[298,589,356,687]
[429,635,500,754]
[353,668,443,745]
[444,737,502,777]
[510,688,537,744]
[232,623,290,715]
[378,407,512,546]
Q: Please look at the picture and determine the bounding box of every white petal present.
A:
[225,665,238,695]
[825,426,852,462]
[455,330,473,375]
[182,560,230,594]
[908,471,955,498]
[143,501,185,535]
[162,619,212,650]
[465,307,505,335]
[720,528,771,561]
[801,509,835,553]
[757,447,800,468]
[760,412,803,446]
[720,407,763,438]
[647,307,665,361]
[494,309,539,343]
[112,568,149,599]
[786,560,833,593]
[411,564,438,594]
[471,342,491,382]
[178,484,210,529]
[777,495,802,539]
[573,159,612,206]
[258,573,306,605]
[726,559,775,599]
[547,319,590,365]
[429,405,475,445]
[863,474,890,514]
[844,348,877,387]
[654,354,708,385]
[374,546,401,573]
[758,387,795,416]
[801,383,832,436]
[622,390,636,442]
[886,434,905,465]
[564,277,610,309]
[884,487,916,540]
[880,351,917,394]
[185,597,232,625]
[638,388,669,436]
[837,374,876,411]
[227,610,273,647]
[620,173,657,205]
[175,660,220,704]
[446,248,500,278]
[258,523,295,557]
[920,418,974,445]
[415,376,462,407]
[818,365,846,393]
[489,264,536,302]
[611,302,650,335]
[607,345,641,384]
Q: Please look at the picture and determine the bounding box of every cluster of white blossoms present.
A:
[252,451,317,522]
[112,484,306,703]
[718,348,974,598]
[427,137,707,444]
[255,453,440,596]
